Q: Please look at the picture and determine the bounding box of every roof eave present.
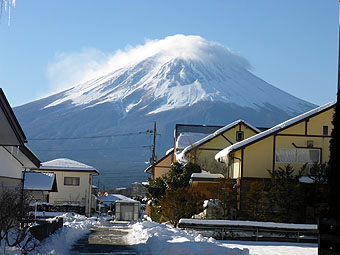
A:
[0,89,27,144]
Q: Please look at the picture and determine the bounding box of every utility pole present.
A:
[152,121,157,164]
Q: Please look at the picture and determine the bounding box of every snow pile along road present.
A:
[125,221,249,255]
[37,213,100,254]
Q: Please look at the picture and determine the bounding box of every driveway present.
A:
[70,222,139,255]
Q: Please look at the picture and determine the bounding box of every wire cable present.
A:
[27,131,152,141]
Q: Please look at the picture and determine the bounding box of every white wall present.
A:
[35,170,93,215]
[0,146,22,179]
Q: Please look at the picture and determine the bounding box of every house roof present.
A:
[144,148,174,173]
[19,145,40,168]
[191,172,224,179]
[37,158,99,174]
[98,194,137,206]
[177,120,260,161]
[0,89,40,168]
[176,132,209,150]
[24,172,57,191]
[0,89,26,146]
[175,124,224,139]
[215,102,336,163]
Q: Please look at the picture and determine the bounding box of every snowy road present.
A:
[70,224,139,255]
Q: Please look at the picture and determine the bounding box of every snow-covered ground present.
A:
[126,221,317,255]
[0,214,318,254]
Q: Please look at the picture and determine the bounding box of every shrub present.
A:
[160,187,205,227]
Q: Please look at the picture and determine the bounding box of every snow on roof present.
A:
[39,158,99,174]
[215,102,336,164]
[176,120,259,161]
[191,172,224,179]
[166,148,174,155]
[176,132,208,150]
[299,176,315,183]
[24,172,55,191]
[178,219,317,230]
[144,164,153,173]
[98,194,136,204]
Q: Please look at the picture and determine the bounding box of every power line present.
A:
[32,145,152,152]
[27,131,152,141]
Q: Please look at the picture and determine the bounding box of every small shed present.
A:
[115,199,140,221]
[98,194,140,221]
[24,172,57,202]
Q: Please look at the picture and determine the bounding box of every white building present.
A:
[32,158,99,216]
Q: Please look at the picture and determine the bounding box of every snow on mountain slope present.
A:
[14,35,317,188]
[42,34,314,116]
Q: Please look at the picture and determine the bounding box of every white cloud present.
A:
[47,34,251,93]
[47,48,111,93]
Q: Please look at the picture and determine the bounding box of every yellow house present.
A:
[145,148,174,179]
[177,120,260,175]
[145,120,260,181]
[215,102,335,208]
[146,124,224,180]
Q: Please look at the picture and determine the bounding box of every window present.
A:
[64,177,80,186]
[236,131,244,142]
[323,126,329,136]
[275,148,320,164]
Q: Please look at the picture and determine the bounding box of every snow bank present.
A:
[36,213,100,254]
[125,221,249,255]
[179,219,317,230]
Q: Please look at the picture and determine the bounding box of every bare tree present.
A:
[0,188,39,254]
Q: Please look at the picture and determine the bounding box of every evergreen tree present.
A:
[146,162,201,222]
[245,181,267,221]
[267,165,304,223]
[329,100,340,216]
[308,162,329,185]
[166,162,201,188]
[160,187,204,227]
[146,177,167,205]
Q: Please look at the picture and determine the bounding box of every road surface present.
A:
[70,222,139,255]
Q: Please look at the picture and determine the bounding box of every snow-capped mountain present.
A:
[14,35,316,188]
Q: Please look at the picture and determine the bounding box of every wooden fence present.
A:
[29,217,64,241]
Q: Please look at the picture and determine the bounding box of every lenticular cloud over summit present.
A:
[114,34,251,70]
[48,34,251,92]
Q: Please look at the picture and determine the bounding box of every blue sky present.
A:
[0,0,338,107]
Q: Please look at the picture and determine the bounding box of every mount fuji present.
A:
[14,35,316,188]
